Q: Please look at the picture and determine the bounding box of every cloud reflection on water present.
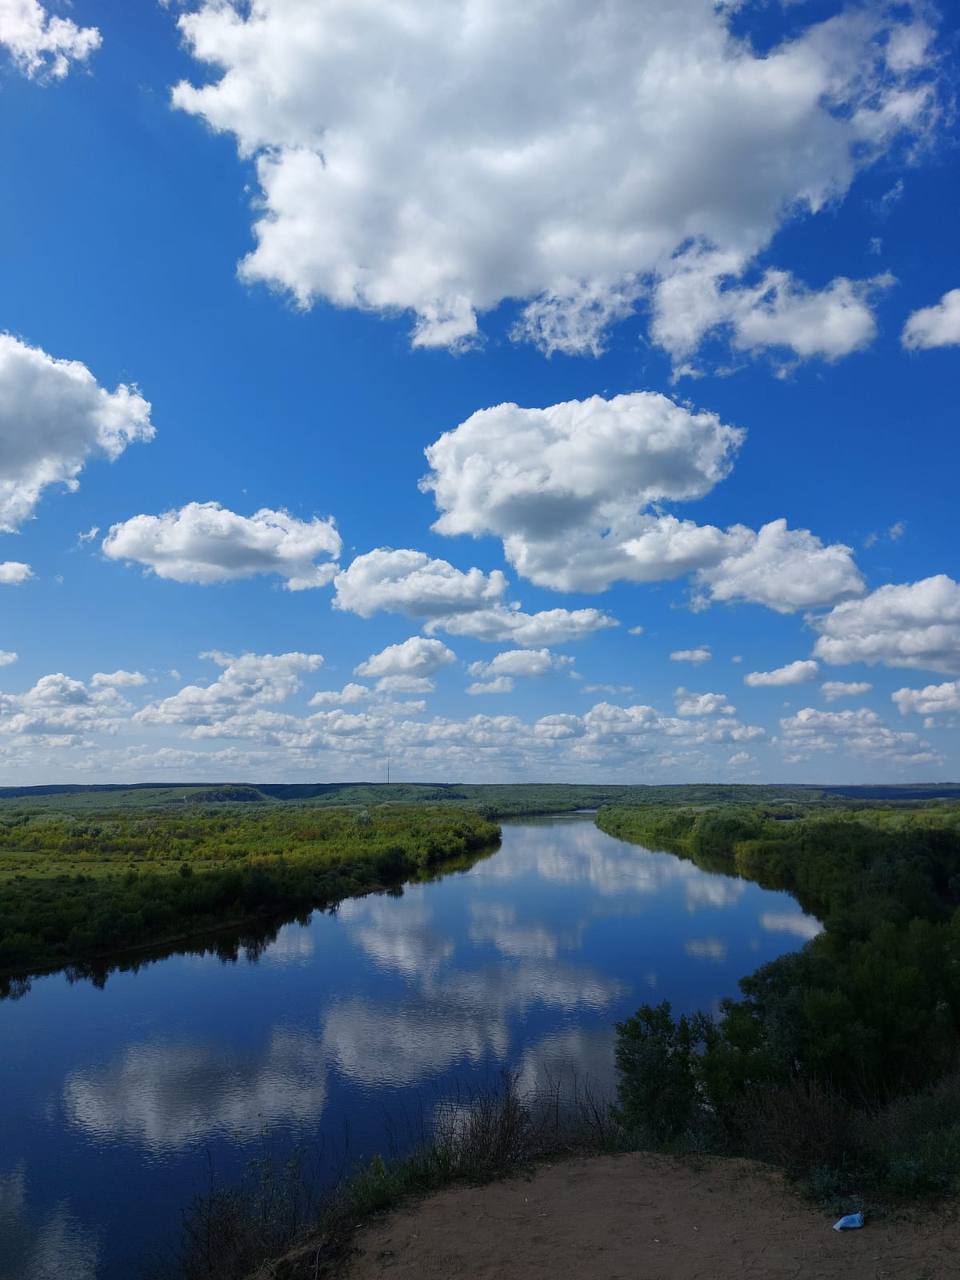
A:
[63,1029,328,1152]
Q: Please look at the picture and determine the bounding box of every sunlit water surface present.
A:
[0,815,820,1279]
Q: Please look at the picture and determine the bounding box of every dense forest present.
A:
[601,802,960,1193]
[0,803,499,980]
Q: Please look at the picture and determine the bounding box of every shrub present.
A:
[613,1001,713,1145]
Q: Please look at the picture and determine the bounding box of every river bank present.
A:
[341,1151,960,1280]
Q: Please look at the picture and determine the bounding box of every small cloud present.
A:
[627,625,645,636]
[466,676,514,695]
[670,646,711,665]
[0,650,18,667]
[0,562,32,586]
[888,520,906,541]
[77,525,100,545]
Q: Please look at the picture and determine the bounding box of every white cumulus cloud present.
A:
[171,0,937,356]
[0,560,31,584]
[90,670,147,689]
[422,392,743,593]
[103,502,341,590]
[674,689,734,716]
[892,680,960,718]
[670,647,711,665]
[427,606,616,647]
[813,575,960,674]
[744,659,819,688]
[779,705,938,765]
[354,637,456,684]
[422,394,862,610]
[333,548,506,618]
[467,649,573,680]
[0,334,154,532]
[902,288,960,350]
[821,680,872,702]
[0,0,100,80]
[696,520,863,614]
[652,260,893,367]
[136,651,323,728]
[0,650,17,666]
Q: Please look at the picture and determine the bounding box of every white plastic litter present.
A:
[832,1212,864,1231]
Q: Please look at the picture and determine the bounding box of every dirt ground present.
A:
[344,1152,960,1280]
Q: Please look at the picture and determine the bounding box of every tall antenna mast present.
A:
[386,754,391,785]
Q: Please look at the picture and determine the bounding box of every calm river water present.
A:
[0,814,820,1279]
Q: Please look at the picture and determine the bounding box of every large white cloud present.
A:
[0,560,31,584]
[695,520,863,613]
[333,548,506,618]
[171,0,936,356]
[423,393,743,592]
[0,0,100,80]
[103,502,341,589]
[423,393,863,608]
[813,575,960,674]
[744,659,819,688]
[902,288,960,350]
[0,334,154,532]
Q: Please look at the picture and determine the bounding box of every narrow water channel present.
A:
[0,814,820,1280]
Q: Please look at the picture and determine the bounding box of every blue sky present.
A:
[0,0,958,784]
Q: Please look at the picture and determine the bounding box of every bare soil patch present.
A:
[345,1152,960,1280]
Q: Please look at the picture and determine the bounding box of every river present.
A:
[0,813,820,1279]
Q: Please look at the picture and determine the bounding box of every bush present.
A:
[613,1001,712,1146]
[858,1073,960,1194]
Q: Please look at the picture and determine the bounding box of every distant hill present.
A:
[2,780,960,815]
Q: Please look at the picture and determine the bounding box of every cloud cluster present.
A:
[103,502,341,589]
[136,651,323,729]
[466,647,573,695]
[0,334,154,532]
[902,289,960,350]
[422,394,863,609]
[744,660,819,688]
[0,0,100,80]
[674,689,734,717]
[0,673,132,741]
[354,637,455,693]
[171,0,936,356]
[652,262,893,367]
[813,575,960,674]
[779,706,937,766]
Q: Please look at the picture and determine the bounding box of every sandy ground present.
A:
[344,1153,960,1280]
